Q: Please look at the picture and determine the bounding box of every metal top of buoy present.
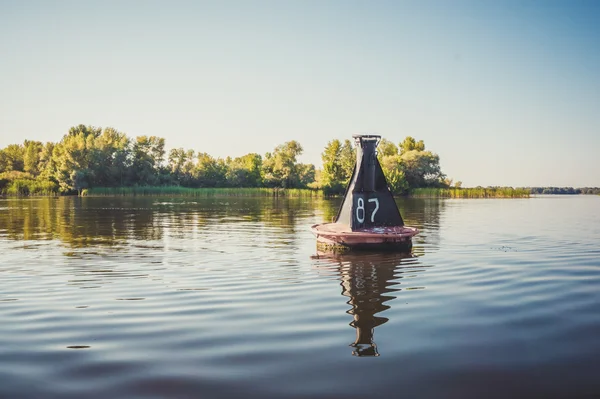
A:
[352,134,381,140]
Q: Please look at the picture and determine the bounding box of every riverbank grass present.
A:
[410,187,530,198]
[87,186,324,198]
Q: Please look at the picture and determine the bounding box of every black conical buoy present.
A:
[311,134,418,251]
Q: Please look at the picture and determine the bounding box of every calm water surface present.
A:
[1,195,599,398]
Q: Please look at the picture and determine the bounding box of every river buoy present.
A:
[311,134,418,252]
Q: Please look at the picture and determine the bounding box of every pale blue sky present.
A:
[1,0,599,186]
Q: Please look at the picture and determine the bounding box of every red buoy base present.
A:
[311,222,418,252]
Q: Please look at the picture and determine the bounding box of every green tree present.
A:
[297,163,316,188]
[0,144,25,172]
[130,136,165,185]
[181,149,196,186]
[23,140,43,175]
[376,137,444,190]
[0,151,6,173]
[320,139,355,193]
[72,170,89,194]
[320,139,343,191]
[37,142,56,181]
[378,138,398,157]
[339,139,355,180]
[52,128,97,193]
[373,140,408,194]
[168,148,186,175]
[91,127,131,186]
[167,148,197,186]
[68,124,102,139]
[379,154,409,194]
[262,141,304,188]
[193,153,227,187]
[401,149,444,188]
[226,153,263,187]
[399,136,425,155]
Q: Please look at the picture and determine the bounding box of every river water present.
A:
[1,195,599,398]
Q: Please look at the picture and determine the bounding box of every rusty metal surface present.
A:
[311,222,418,246]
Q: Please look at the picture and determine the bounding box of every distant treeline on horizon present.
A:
[528,187,600,195]
[0,124,597,197]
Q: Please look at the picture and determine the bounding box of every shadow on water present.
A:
[312,251,426,357]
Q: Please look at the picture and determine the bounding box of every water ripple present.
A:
[0,196,599,398]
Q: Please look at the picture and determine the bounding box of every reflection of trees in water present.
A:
[0,197,333,248]
[0,196,443,255]
[0,196,443,254]
[397,197,444,229]
[0,197,160,247]
[397,198,444,253]
[319,198,343,223]
[156,197,330,238]
[313,252,426,357]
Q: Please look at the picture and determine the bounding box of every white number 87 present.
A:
[356,197,379,223]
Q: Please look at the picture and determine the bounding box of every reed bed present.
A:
[1,179,59,196]
[410,187,530,198]
[87,186,324,198]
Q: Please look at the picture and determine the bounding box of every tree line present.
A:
[528,187,600,195]
[0,124,453,196]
